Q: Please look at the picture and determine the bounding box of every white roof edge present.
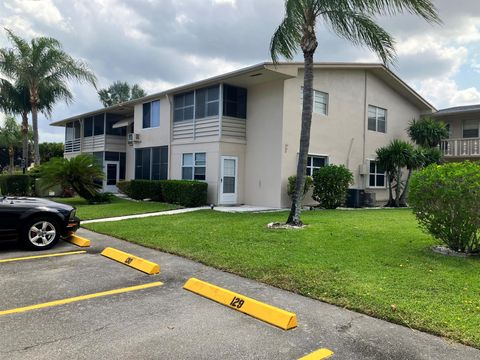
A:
[51,62,435,126]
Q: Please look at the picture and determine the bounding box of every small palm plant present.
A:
[0,116,22,174]
[40,155,105,203]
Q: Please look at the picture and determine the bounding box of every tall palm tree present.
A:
[0,80,59,171]
[0,116,22,174]
[0,29,97,165]
[270,0,440,225]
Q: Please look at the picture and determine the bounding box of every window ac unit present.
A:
[127,133,141,144]
[359,163,369,175]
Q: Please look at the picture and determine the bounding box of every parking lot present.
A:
[1,228,479,360]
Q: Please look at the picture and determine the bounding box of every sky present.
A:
[1,0,480,143]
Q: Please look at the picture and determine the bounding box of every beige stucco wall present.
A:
[125,96,171,180]
[243,79,285,208]
[170,142,220,204]
[279,68,424,207]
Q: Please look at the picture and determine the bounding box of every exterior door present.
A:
[220,156,238,204]
[104,161,120,193]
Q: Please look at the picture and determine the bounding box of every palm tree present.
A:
[0,116,22,174]
[270,0,440,225]
[98,81,147,107]
[408,117,449,148]
[0,29,97,165]
[40,154,104,203]
[0,81,57,171]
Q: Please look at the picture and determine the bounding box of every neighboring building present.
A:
[51,62,435,207]
[432,105,480,161]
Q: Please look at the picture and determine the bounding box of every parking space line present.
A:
[0,250,87,264]
[183,278,297,330]
[298,348,334,359]
[0,282,163,317]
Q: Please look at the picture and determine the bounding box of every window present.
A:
[106,114,127,136]
[445,123,452,139]
[83,115,105,137]
[463,119,479,138]
[94,114,105,135]
[306,155,327,176]
[135,146,168,180]
[369,161,386,188]
[368,105,387,133]
[182,152,206,180]
[300,88,329,115]
[223,84,247,119]
[143,100,160,128]
[65,121,80,141]
[196,85,220,119]
[174,92,194,122]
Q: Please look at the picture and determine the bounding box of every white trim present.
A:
[219,156,238,205]
[366,159,387,189]
[181,152,206,181]
[300,87,329,116]
[367,105,387,133]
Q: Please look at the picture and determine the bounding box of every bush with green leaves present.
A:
[0,174,32,196]
[116,180,131,195]
[287,175,313,201]
[128,180,163,201]
[409,161,480,254]
[161,180,208,207]
[312,165,353,209]
[39,155,106,203]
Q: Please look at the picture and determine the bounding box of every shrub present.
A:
[287,175,313,200]
[128,180,163,201]
[312,165,354,209]
[116,180,131,195]
[409,161,480,254]
[161,180,208,207]
[39,155,105,202]
[0,175,32,196]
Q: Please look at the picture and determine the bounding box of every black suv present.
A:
[0,197,80,250]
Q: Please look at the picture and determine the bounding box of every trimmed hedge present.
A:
[161,180,208,207]
[312,165,354,209]
[128,180,163,201]
[116,180,131,196]
[121,179,208,207]
[0,175,33,196]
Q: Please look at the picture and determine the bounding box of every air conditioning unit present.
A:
[127,133,141,145]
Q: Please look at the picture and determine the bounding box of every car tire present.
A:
[21,217,61,250]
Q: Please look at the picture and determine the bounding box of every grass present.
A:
[84,209,480,348]
[54,196,179,220]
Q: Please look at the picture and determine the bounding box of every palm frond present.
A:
[321,10,396,64]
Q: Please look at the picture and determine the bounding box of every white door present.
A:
[104,161,120,193]
[220,156,238,204]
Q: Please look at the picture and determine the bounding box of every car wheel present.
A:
[21,217,60,250]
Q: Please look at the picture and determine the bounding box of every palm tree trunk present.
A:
[385,174,394,207]
[287,51,314,226]
[395,167,401,207]
[8,146,14,175]
[31,101,40,165]
[399,168,412,207]
[21,111,29,173]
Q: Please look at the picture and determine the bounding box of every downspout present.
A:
[167,94,173,180]
[362,70,368,188]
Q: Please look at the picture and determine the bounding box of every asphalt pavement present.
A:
[0,228,478,360]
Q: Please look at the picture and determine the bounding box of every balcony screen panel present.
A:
[84,117,93,137]
[94,114,105,135]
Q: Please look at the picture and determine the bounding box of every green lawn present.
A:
[54,196,179,220]
[84,209,480,348]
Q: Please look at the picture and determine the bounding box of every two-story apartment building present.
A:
[51,62,435,208]
[433,105,480,161]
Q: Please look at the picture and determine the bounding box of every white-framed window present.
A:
[306,155,328,176]
[182,152,206,181]
[300,88,329,115]
[174,92,195,122]
[142,100,160,128]
[462,119,479,138]
[368,105,387,133]
[445,122,452,139]
[368,160,386,188]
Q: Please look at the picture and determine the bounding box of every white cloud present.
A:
[213,0,236,7]
[419,78,480,108]
[4,0,70,30]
